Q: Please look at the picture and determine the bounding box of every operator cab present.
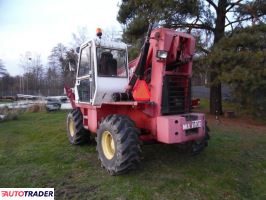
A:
[75,31,128,106]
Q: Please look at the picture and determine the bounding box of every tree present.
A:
[48,43,77,89]
[208,23,266,116]
[48,43,67,67]
[19,52,33,94]
[102,26,123,42]
[117,0,266,115]
[47,43,66,95]
[30,55,44,94]
[0,59,7,77]
[0,74,18,96]
[19,52,45,95]
[71,27,90,48]
[44,66,60,96]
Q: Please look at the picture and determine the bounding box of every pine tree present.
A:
[208,23,266,116]
[0,59,7,76]
[117,0,266,115]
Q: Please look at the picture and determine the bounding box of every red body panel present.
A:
[77,102,155,134]
[64,85,76,109]
[157,114,205,143]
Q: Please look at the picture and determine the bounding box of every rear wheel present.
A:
[177,123,210,155]
[66,109,90,145]
[96,114,141,175]
[191,134,209,155]
[190,124,210,155]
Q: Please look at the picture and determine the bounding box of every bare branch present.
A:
[226,0,244,12]
[225,14,265,27]
[225,15,234,31]
[206,0,218,10]
[171,23,215,32]
[197,45,211,54]
[225,17,250,28]
[188,16,200,33]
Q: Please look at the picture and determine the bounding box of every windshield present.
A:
[96,47,127,77]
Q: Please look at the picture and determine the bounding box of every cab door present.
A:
[76,43,95,103]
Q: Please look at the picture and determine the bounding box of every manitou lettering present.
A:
[183,120,202,130]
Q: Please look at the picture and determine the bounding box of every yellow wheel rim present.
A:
[102,131,115,160]
[69,118,75,137]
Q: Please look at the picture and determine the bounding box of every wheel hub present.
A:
[102,131,115,160]
[69,118,75,137]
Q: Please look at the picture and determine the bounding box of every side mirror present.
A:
[76,47,80,54]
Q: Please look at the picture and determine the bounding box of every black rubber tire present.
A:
[96,114,141,175]
[190,123,210,155]
[177,123,210,155]
[66,108,90,145]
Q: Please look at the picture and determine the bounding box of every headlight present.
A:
[156,50,168,59]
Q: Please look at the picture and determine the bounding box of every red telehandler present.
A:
[65,26,209,175]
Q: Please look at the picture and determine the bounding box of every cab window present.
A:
[78,46,91,77]
[97,48,127,77]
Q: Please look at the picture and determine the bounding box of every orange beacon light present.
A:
[96,28,102,38]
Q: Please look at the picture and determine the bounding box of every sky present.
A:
[0,0,122,76]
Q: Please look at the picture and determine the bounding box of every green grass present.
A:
[0,100,12,104]
[198,99,266,126]
[1,111,266,199]
[198,98,236,111]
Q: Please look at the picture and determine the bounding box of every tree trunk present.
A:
[210,0,227,115]
[210,72,222,115]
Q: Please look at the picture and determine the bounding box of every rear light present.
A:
[156,50,168,59]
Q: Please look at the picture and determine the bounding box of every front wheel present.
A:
[66,109,90,145]
[96,115,141,175]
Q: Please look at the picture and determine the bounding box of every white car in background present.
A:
[45,98,61,112]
